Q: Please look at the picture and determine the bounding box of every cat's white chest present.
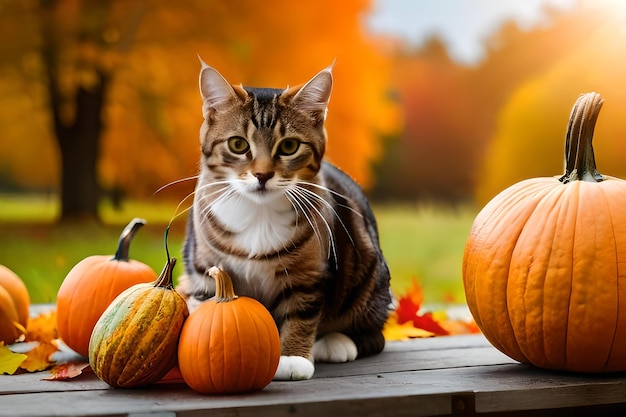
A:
[211,193,295,257]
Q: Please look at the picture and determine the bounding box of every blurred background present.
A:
[1,0,625,305]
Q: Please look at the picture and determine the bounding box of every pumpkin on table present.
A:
[0,265,30,344]
[177,266,281,394]
[463,92,626,372]
[89,257,188,388]
[56,218,157,357]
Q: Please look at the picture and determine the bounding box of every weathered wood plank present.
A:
[3,364,626,417]
[0,373,456,417]
[4,333,626,416]
[471,366,626,413]
[0,335,513,396]
[314,344,516,378]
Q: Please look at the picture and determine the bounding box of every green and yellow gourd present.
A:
[89,257,188,388]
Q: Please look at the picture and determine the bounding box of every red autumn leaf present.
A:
[43,362,91,381]
[411,312,449,336]
[395,277,449,336]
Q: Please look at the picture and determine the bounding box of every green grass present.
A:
[376,203,476,304]
[0,194,477,305]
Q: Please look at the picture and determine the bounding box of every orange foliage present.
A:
[0,311,60,375]
[0,0,399,197]
[383,277,479,341]
[477,4,626,203]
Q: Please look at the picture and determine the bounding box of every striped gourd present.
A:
[88,257,188,388]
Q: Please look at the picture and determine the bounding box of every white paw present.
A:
[273,356,315,380]
[312,332,358,363]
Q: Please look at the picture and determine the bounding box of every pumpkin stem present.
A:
[559,92,605,184]
[155,257,176,289]
[208,266,238,303]
[113,218,146,261]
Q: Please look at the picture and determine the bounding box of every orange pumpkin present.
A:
[56,218,157,357]
[177,267,280,394]
[464,92,626,372]
[0,265,30,344]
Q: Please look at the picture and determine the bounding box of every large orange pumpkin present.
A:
[0,265,30,344]
[56,218,157,357]
[177,267,280,394]
[463,92,626,372]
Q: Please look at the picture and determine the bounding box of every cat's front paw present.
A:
[313,332,358,363]
[273,356,315,381]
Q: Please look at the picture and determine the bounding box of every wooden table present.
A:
[3,334,626,416]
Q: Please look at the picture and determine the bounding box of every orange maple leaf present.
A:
[25,310,58,343]
[20,341,58,372]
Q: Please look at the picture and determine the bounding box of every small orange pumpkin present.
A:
[464,93,626,372]
[56,218,157,357]
[0,265,30,344]
[177,267,280,394]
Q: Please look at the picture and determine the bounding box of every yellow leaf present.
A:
[383,314,434,341]
[0,343,27,375]
[20,341,58,372]
[25,310,58,343]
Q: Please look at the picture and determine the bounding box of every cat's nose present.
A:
[254,172,274,190]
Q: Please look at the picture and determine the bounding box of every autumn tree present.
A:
[372,38,477,203]
[476,4,626,204]
[0,0,398,222]
[372,4,600,204]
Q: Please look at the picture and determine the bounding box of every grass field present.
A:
[0,194,478,305]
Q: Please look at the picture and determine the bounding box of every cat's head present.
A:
[197,60,333,202]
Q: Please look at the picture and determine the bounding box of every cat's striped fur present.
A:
[177,61,391,380]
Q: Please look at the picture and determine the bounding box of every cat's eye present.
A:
[277,139,300,156]
[228,137,250,154]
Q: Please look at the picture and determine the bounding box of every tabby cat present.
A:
[177,60,391,380]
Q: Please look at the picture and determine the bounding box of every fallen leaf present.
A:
[20,341,58,372]
[43,362,91,381]
[394,277,449,336]
[439,318,481,335]
[410,311,449,336]
[25,310,58,343]
[0,343,27,375]
[383,313,434,341]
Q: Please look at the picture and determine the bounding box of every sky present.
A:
[366,0,577,65]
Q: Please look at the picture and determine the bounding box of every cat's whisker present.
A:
[288,187,338,266]
[188,181,230,219]
[293,184,356,249]
[296,180,364,218]
[197,185,235,223]
[168,192,195,227]
[285,190,325,253]
[153,175,200,195]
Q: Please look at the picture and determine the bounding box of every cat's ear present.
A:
[288,63,333,119]
[198,57,244,116]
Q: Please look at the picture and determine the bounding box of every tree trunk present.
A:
[56,73,109,222]
[40,0,109,223]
